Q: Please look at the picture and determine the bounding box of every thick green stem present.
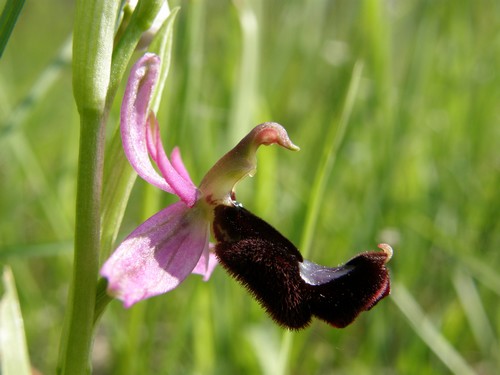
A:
[58,110,105,375]
[58,0,118,373]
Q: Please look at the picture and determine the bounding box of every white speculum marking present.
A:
[299,260,353,286]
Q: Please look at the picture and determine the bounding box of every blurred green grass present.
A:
[1,0,499,374]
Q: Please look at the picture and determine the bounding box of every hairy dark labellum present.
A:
[213,204,391,329]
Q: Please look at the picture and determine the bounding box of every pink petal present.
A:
[145,114,159,161]
[121,53,174,193]
[170,147,194,184]
[191,244,218,281]
[146,114,196,189]
[100,201,209,307]
[150,114,198,207]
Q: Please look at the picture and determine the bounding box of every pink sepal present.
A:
[101,201,209,307]
[121,53,177,194]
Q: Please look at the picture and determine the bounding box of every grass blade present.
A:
[0,266,32,375]
[391,283,477,375]
[0,0,26,58]
[299,61,364,257]
[453,268,498,361]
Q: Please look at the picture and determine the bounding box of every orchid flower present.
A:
[100,53,299,307]
[101,53,392,329]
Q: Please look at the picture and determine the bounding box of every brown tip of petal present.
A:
[254,122,300,151]
[377,243,393,262]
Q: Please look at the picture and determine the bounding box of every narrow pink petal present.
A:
[151,115,198,207]
[145,114,197,207]
[171,147,194,184]
[145,114,159,161]
[191,243,218,281]
[100,201,209,307]
[121,53,174,193]
[145,118,193,185]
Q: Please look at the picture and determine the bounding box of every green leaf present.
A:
[149,7,180,112]
[0,266,32,375]
[0,0,26,58]
[106,0,165,110]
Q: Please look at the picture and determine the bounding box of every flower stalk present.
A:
[58,110,105,375]
[58,0,119,374]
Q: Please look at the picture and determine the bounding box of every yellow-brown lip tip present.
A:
[377,243,393,262]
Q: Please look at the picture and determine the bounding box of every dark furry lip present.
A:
[212,203,392,330]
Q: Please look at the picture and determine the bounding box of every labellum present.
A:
[213,203,392,329]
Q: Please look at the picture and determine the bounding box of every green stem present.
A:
[58,0,119,373]
[59,110,105,375]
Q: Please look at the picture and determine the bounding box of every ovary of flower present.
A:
[199,123,299,207]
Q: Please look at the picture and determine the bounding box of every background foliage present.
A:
[1,0,499,374]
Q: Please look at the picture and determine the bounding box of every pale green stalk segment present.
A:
[299,61,364,258]
[58,109,106,375]
[58,1,120,374]
[0,267,32,375]
[106,0,165,110]
[72,0,119,112]
[391,283,477,375]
